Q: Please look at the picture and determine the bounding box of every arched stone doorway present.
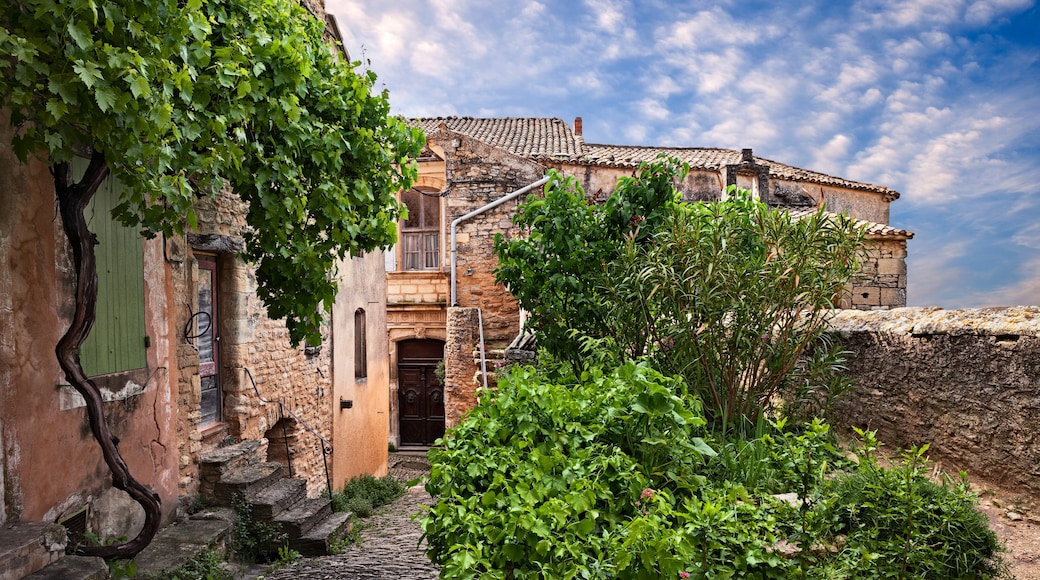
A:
[397,339,445,447]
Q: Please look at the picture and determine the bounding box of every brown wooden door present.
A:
[398,340,444,446]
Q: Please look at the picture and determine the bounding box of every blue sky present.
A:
[329,0,1040,308]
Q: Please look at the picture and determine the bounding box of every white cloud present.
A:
[1011,222,1040,251]
[637,98,671,121]
[965,0,1035,24]
[583,0,628,33]
[657,7,781,50]
[813,134,853,175]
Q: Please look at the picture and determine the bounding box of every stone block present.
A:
[877,259,906,276]
[851,287,881,306]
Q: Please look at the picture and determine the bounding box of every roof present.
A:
[408,116,899,199]
[411,117,584,160]
[786,207,914,239]
[581,144,898,198]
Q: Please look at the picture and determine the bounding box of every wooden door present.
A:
[398,340,445,446]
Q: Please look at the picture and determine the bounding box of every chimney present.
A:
[742,148,754,163]
[573,116,583,136]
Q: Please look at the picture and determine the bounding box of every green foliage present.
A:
[329,473,405,518]
[494,157,687,373]
[230,494,286,564]
[422,363,1007,579]
[497,157,864,425]
[150,548,233,580]
[0,0,423,345]
[813,431,1008,579]
[604,187,865,426]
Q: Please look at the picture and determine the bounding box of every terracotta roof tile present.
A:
[581,144,898,198]
[411,117,584,160]
[786,207,914,238]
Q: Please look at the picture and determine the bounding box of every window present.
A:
[354,308,367,380]
[73,158,147,377]
[401,188,440,270]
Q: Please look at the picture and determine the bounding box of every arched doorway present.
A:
[397,339,445,446]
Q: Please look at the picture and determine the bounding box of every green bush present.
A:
[813,435,1007,578]
[422,363,1007,579]
[330,474,404,518]
[422,362,791,579]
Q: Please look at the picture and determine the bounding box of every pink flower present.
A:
[679,572,691,579]
[641,488,655,500]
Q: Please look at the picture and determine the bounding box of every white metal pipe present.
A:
[450,175,550,306]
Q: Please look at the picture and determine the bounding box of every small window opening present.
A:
[355,308,367,380]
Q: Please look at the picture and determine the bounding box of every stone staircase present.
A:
[0,522,106,580]
[198,439,353,558]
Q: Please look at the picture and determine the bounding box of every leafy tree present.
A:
[495,158,864,427]
[493,157,686,373]
[605,190,865,427]
[1,0,421,557]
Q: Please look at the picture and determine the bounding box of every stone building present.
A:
[385,116,914,445]
[0,12,390,571]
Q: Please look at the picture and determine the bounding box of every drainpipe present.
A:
[450,175,550,306]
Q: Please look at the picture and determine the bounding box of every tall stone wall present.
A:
[172,191,333,498]
[432,132,545,345]
[828,307,1040,495]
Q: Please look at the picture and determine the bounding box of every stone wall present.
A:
[828,307,1040,495]
[443,308,483,430]
[432,132,545,345]
[172,191,333,498]
[845,237,909,309]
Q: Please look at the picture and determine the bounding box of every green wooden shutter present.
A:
[72,158,147,377]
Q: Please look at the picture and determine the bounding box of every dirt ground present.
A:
[973,480,1040,579]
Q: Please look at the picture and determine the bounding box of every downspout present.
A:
[450,175,550,389]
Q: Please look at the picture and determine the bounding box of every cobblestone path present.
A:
[262,454,440,580]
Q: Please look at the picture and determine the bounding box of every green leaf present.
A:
[67,20,94,49]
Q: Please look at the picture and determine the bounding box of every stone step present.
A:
[273,497,332,539]
[133,512,234,578]
[23,555,107,580]
[212,462,284,506]
[0,523,67,580]
[251,477,308,521]
[198,439,264,498]
[290,511,354,557]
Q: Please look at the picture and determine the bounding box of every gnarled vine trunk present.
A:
[53,151,161,558]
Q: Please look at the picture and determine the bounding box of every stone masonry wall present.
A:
[846,237,909,309]
[433,132,545,345]
[443,307,481,430]
[828,307,1040,495]
[172,190,333,499]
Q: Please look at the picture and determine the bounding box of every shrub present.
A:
[422,364,1008,579]
[330,474,404,518]
[422,362,793,579]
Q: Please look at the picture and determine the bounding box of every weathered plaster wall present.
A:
[828,307,1040,495]
[1,119,179,533]
[331,252,390,486]
[172,191,334,498]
